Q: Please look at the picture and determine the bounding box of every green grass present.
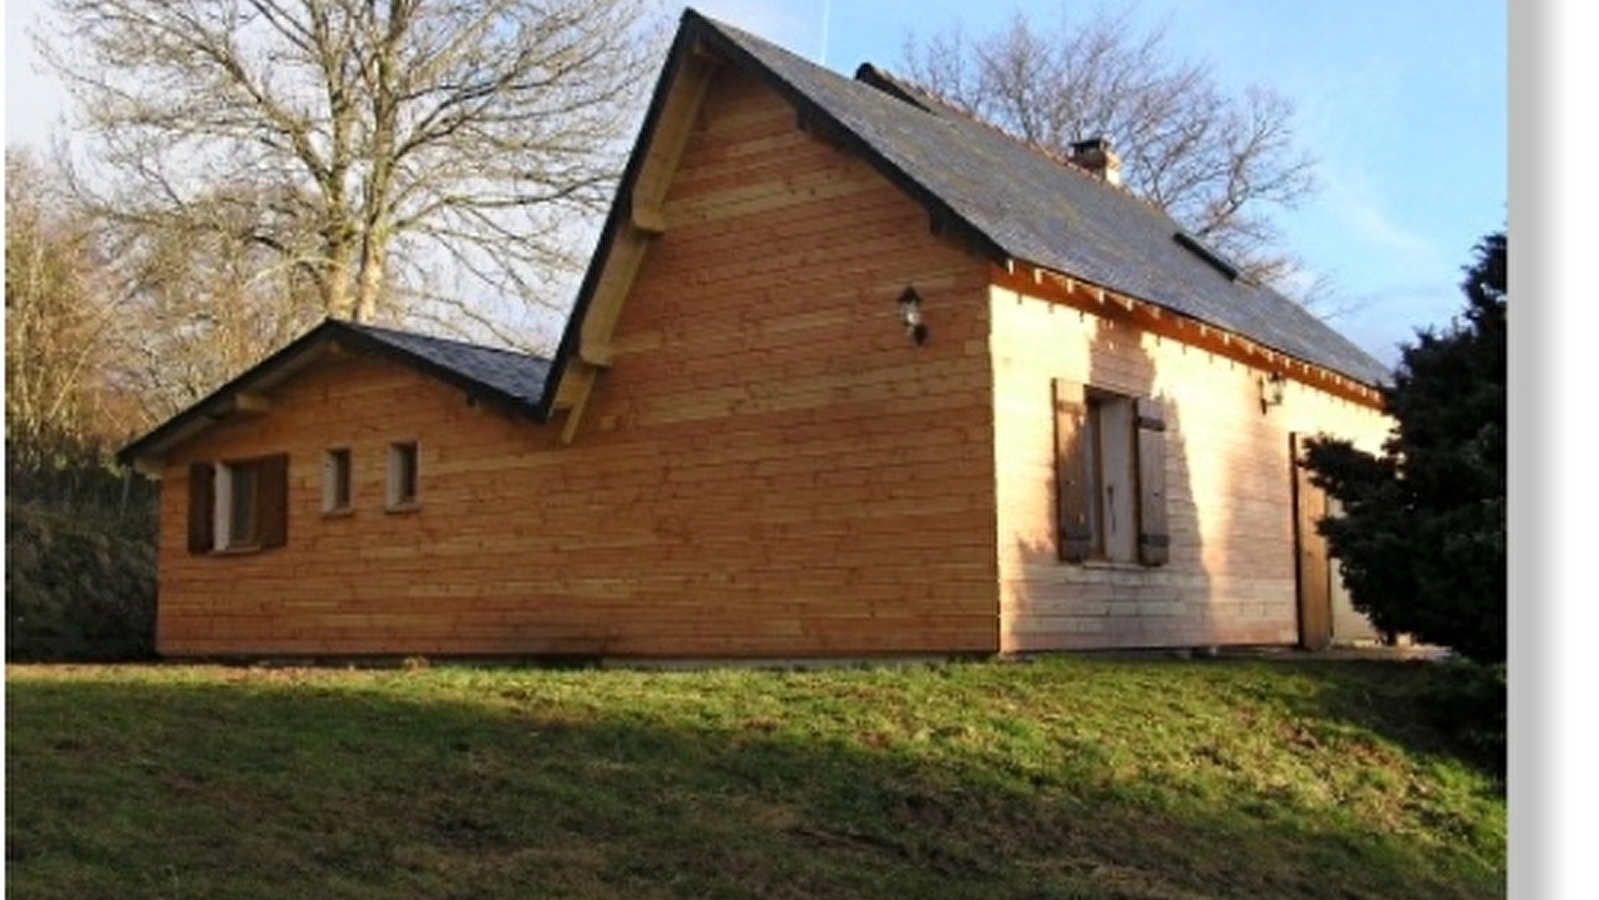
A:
[5,656,1505,900]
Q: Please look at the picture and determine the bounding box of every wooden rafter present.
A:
[553,48,720,444]
[991,261,1386,410]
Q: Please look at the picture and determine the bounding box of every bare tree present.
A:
[902,8,1318,293]
[38,0,665,350]
[5,149,126,448]
[99,180,331,422]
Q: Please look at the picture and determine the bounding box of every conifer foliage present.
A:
[1301,232,1506,664]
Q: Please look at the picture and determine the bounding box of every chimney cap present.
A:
[1067,136,1122,186]
[1069,136,1114,156]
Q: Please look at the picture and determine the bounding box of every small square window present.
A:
[387,441,419,510]
[323,448,352,513]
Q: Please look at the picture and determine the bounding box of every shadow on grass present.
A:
[1266,657,1507,782]
[6,670,1503,900]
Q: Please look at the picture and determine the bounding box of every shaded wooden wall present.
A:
[989,282,1392,652]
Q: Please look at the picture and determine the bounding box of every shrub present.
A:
[1302,232,1505,665]
[5,437,158,661]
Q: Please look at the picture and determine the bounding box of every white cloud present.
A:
[1327,178,1442,270]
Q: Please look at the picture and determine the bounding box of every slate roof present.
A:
[344,322,551,409]
[117,319,551,466]
[674,10,1388,385]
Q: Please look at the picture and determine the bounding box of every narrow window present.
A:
[1089,392,1138,563]
[323,448,352,513]
[226,463,260,547]
[387,441,419,510]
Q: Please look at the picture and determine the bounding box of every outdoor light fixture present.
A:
[1259,370,1287,413]
[898,286,928,346]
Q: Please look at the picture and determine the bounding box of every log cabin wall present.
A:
[156,69,1000,659]
[987,282,1391,652]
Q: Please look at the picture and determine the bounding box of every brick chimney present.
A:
[1069,137,1122,187]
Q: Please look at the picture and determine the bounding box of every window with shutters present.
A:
[1053,380,1168,566]
[187,454,289,554]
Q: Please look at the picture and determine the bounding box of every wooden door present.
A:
[1291,433,1333,650]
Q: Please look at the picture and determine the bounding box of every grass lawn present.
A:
[5,655,1504,899]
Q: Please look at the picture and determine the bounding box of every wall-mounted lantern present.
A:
[1259,370,1287,413]
[898,287,928,346]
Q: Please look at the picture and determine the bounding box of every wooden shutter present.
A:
[187,462,215,554]
[258,454,290,549]
[1135,397,1169,566]
[1053,379,1093,563]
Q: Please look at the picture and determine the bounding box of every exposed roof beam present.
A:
[993,261,1385,410]
[550,47,720,443]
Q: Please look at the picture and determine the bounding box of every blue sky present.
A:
[6,0,1505,368]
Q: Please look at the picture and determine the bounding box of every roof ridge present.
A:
[344,319,550,362]
[700,16,1122,201]
[851,61,1184,225]
[696,10,1196,239]
[858,63,1089,175]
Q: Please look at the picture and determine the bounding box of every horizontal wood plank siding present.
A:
[156,70,998,659]
[988,283,1391,652]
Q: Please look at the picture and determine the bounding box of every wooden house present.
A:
[118,9,1392,660]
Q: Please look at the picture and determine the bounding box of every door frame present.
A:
[1290,432,1333,650]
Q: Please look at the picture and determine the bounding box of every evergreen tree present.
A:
[1302,232,1506,664]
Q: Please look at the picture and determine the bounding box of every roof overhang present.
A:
[117,319,547,474]
[533,16,723,441]
[118,322,344,474]
[991,260,1386,410]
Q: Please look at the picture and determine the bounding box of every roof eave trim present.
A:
[533,15,714,422]
[686,12,1010,264]
[536,10,1017,424]
[117,319,546,471]
[993,260,1387,409]
[116,319,342,468]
